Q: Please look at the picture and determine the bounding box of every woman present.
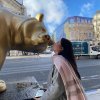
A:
[27,38,86,100]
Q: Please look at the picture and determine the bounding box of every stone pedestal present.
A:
[0,76,39,100]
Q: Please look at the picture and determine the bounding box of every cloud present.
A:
[24,0,68,34]
[79,2,94,17]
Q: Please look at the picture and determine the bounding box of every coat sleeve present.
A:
[40,67,65,100]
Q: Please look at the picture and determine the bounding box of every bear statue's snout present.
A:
[43,35,50,41]
[42,35,54,46]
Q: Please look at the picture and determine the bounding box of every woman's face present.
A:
[53,41,63,54]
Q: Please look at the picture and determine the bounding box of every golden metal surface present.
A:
[0,8,53,92]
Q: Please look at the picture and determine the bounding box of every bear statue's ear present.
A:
[36,13,44,22]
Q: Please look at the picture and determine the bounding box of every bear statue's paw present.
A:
[0,80,7,93]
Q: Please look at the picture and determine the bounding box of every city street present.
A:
[0,0,100,99]
[0,55,100,91]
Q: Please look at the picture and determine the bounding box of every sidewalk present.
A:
[86,89,100,100]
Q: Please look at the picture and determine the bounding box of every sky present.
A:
[22,0,100,35]
[65,0,100,17]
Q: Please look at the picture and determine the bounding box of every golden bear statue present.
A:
[0,8,53,93]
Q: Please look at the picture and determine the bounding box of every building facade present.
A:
[0,0,27,56]
[64,16,94,41]
[93,11,100,41]
[0,0,26,15]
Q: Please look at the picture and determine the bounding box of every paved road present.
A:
[0,56,100,91]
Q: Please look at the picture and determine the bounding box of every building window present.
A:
[81,19,85,23]
[70,18,74,24]
[88,19,92,23]
[77,18,81,23]
[85,19,87,23]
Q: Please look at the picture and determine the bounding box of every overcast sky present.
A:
[23,0,68,35]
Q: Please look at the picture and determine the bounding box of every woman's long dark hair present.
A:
[58,38,81,79]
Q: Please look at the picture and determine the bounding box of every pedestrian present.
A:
[25,38,87,100]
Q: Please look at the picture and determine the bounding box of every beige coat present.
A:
[40,55,86,100]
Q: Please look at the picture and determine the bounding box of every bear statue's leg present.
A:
[0,47,7,69]
[0,47,7,93]
[0,17,9,92]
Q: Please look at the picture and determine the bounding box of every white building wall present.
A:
[0,0,26,15]
[93,11,100,41]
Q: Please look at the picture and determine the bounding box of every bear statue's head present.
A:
[16,14,54,53]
